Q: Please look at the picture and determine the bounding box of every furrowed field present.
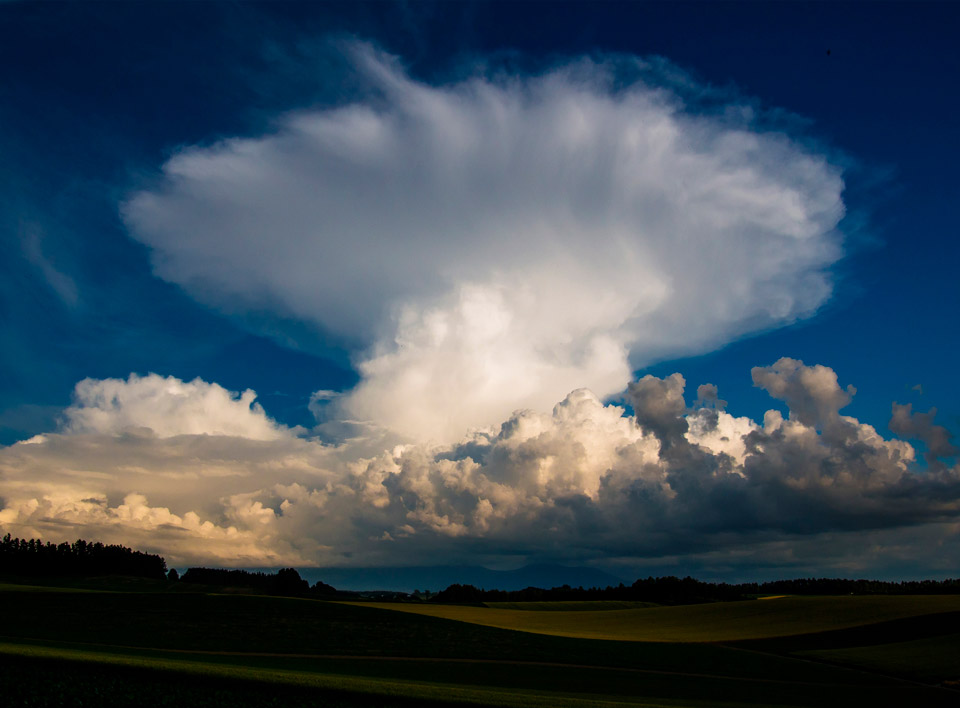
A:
[1,583,958,707]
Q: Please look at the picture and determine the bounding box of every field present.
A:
[0,583,958,707]
[349,595,960,641]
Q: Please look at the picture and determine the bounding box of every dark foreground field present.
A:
[0,582,958,707]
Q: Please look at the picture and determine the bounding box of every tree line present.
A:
[0,535,342,596]
[431,575,960,604]
[740,576,960,596]
[0,534,167,580]
[180,567,338,597]
[4,534,959,602]
[431,576,742,604]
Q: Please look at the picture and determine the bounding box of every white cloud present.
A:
[123,43,845,442]
[1,362,956,570]
[63,373,290,440]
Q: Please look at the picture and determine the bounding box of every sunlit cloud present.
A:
[1,360,956,570]
[123,42,845,442]
[62,373,293,440]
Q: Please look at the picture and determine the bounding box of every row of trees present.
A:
[179,567,338,597]
[0,536,341,596]
[431,574,960,605]
[0,535,167,580]
[741,577,960,596]
[432,576,744,604]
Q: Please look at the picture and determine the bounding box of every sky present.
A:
[1,1,958,581]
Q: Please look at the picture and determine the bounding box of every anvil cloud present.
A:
[123,44,844,442]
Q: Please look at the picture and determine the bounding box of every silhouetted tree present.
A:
[310,579,337,596]
[0,535,166,579]
[180,566,337,597]
[274,567,309,595]
[428,574,960,605]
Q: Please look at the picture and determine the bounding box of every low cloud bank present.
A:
[124,42,845,442]
[1,359,956,572]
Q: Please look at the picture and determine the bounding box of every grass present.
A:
[0,581,102,593]
[799,633,960,684]
[1,584,959,707]
[0,641,664,708]
[347,595,960,642]
[484,601,661,611]
[2,649,703,708]
[1,634,953,708]
[0,588,864,677]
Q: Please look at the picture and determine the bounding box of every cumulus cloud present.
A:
[123,42,845,441]
[751,357,855,430]
[1,360,957,570]
[889,403,959,469]
[62,373,290,440]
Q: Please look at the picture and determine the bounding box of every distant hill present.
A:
[287,564,625,593]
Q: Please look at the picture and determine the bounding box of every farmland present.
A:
[351,595,960,641]
[0,583,958,707]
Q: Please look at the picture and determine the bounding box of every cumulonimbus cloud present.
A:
[0,360,956,571]
[123,42,846,441]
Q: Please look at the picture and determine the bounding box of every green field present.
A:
[0,584,957,707]
[484,601,661,612]
[349,595,960,641]
[799,633,960,684]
